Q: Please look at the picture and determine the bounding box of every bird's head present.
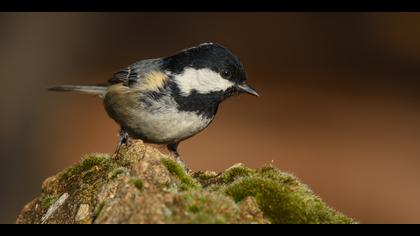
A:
[163,42,259,101]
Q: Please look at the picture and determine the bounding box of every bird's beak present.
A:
[237,83,259,97]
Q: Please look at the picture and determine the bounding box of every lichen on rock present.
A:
[16,140,356,224]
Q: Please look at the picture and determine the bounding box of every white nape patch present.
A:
[198,42,214,46]
[173,68,234,96]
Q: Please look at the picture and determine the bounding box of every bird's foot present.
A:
[114,129,129,156]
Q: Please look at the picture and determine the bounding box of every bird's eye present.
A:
[222,70,231,78]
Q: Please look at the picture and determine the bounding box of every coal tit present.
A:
[49,42,258,158]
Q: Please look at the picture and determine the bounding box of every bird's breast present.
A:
[104,86,214,144]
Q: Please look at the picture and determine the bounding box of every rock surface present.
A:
[16,140,355,224]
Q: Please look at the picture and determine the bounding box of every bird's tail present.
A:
[48,85,107,98]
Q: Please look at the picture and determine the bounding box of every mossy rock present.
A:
[16,140,356,224]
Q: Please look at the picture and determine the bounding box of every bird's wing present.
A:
[108,67,138,86]
[108,59,162,87]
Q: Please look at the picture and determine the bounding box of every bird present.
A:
[48,42,259,165]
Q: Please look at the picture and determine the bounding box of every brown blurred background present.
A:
[2,12,420,223]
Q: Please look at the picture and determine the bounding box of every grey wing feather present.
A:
[108,66,138,86]
[108,58,163,86]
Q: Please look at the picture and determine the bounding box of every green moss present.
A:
[258,166,297,184]
[222,164,254,184]
[60,154,111,182]
[192,171,219,188]
[108,167,127,180]
[161,158,200,190]
[53,154,115,213]
[222,168,355,224]
[40,194,59,208]
[130,178,144,190]
[193,171,218,181]
[170,191,240,224]
[20,139,355,224]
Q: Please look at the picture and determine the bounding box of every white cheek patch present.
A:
[173,68,234,96]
